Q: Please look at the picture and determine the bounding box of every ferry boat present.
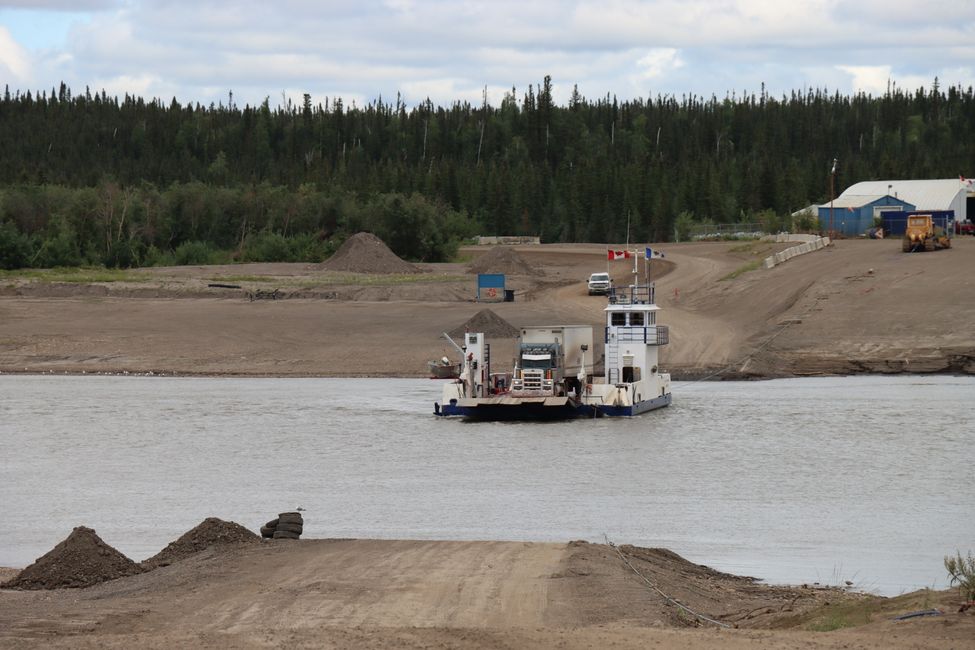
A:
[434,280,671,419]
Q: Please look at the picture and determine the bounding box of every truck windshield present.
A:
[521,353,553,369]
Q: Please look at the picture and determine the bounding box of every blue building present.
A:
[818,194,915,236]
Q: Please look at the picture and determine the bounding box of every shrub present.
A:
[674,211,695,242]
[0,221,35,269]
[34,230,84,267]
[173,240,213,265]
[945,551,975,601]
[241,231,295,262]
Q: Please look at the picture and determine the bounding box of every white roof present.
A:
[839,179,967,211]
[822,194,891,209]
[792,203,820,216]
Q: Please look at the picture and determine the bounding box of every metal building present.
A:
[838,179,970,222]
[818,194,914,236]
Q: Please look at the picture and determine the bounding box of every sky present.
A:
[1,0,973,109]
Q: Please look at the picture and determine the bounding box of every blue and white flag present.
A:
[645,247,665,259]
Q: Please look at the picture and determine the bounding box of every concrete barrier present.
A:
[763,235,830,269]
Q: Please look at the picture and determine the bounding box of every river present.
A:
[1,374,971,596]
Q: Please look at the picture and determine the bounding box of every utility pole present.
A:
[829,158,837,237]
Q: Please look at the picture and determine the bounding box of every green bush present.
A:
[142,245,175,267]
[240,232,332,263]
[945,551,975,601]
[34,230,84,267]
[241,231,295,262]
[794,209,819,233]
[0,221,35,270]
[173,240,213,265]
[674,211,695,242]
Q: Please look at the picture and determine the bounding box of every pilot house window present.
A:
[630,312,644,326]
[611,312,626,326]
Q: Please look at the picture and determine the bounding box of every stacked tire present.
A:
[260,512,303,540]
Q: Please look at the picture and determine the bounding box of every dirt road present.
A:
[0,238,972,378]
[1,539,970,649]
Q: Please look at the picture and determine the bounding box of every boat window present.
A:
[630,312,644,326]
[650,312,656,325]
[611,312,626,326]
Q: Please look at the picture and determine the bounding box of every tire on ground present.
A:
[260,526,275,538]
[264,518,279,529]
[273,530,300,540]
[275,522,303,534]
[277,513,303,525]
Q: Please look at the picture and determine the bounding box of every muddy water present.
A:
[1,374,972,596]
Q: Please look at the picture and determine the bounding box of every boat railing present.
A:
[605,325,669,345]
[608,284,655,305]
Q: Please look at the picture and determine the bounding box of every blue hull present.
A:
[434,393,671,420]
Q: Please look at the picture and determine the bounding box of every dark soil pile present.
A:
[2,526,142,590]
[448,309,520,339]
[141,518,260,569]
[319,232,420,274]
[467,246,539,275]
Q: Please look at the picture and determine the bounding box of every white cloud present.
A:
[0,26,31,82]
[91,73,161,98]
[837,65,892,95]
[5,1,975,107]
[636,49,683,79]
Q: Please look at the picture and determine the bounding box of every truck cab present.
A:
[587,272,612,295]
[511,342,562,396]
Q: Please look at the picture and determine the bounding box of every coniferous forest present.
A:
[1,77,972,269]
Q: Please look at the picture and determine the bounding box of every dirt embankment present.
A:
[0,239,972,379]
[1,537,970,649]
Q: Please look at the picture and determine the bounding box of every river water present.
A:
[1,374,972,596]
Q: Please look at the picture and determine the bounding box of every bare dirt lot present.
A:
[2,240,974,648]
[1,238,973,378]
[1,538,971,649]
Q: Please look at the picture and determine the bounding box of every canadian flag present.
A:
[607,250,630,260]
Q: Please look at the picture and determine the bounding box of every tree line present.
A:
[1,77,972,269]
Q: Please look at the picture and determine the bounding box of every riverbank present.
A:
[1,537,971,649]
[1,239,972,379]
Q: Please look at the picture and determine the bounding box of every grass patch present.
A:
[803,599,881,632]
[729,241,759,253]
[208,273,468,289]
[0,267,148,283]
[208,275,277,283]
[772,588,946,633]
[730,241,774,256]
[720,259,763,280]
[305,273,468,286]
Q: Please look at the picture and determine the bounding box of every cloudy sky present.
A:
[1,1,973,109]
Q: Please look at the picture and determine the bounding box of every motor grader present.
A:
[902,214,951,252]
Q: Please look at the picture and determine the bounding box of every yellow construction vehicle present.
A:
[902,214,952,252]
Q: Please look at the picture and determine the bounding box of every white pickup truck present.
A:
[587,272,612,295]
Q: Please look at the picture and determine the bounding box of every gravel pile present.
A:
[448,309,520,339]
[319,232,421,274]
[141,518,259,569]
[2,526,142,590]
[467,247,539,275]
